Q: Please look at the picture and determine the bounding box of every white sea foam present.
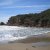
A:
[0,26,27,31]
[0,34,27,42]
[0,25,50,42]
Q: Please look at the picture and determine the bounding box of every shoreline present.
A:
[9,32,50,43]
[0,32,50,44]
[0,33,50,50]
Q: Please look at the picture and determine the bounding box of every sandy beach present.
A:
[0,43,50,50]
[0,33,50,50]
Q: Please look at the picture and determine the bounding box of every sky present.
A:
[0,0,50,23]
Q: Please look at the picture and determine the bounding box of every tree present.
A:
[0,22,5,25]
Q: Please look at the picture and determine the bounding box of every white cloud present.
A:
[15,5,50,8]
[0,0,50,8]
[1,5,50,8]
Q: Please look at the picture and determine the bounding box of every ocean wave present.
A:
[0,26,50,43]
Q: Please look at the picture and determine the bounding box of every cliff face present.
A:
[7,9,50,27]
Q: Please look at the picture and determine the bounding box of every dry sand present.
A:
[0,43,50,50]
[0,32,50,50]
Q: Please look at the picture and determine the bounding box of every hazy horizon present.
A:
[0,0,50,23]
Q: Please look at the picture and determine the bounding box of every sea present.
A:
[0,25,50,43]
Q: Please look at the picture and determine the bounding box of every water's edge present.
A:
[0,26,50,43]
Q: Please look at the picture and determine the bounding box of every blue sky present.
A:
[0,0,50,23]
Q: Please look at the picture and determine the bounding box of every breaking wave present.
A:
[0,26,50,43]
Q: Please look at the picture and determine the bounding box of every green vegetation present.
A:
[0,22,5,25]
[7,9,50,27]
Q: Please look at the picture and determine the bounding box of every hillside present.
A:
[7,9,50,27]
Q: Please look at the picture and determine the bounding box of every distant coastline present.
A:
[0,9,50,28]
[7,9,50,27]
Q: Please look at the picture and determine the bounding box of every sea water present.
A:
[0,25,50,43]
